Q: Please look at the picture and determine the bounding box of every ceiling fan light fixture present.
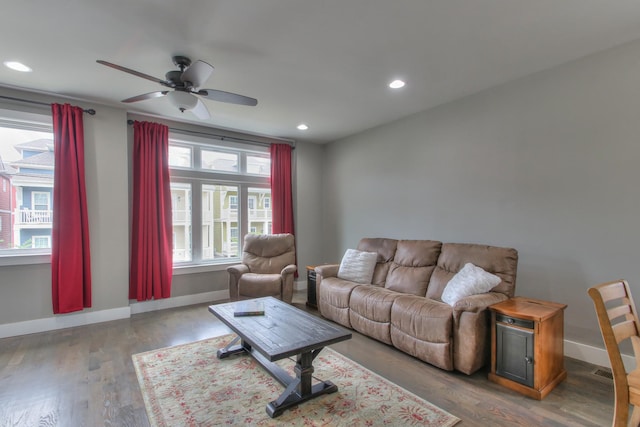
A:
[168,90,198,112]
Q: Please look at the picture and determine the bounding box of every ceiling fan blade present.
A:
[197,89,258,106]
[191,98,211,120]
[122,91,169,103]
[97,60,173,88]
[181,60,214,89]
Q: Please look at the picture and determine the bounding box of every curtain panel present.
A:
[270,143,297,276]
[270,143,295,235]
[51,103,92,314]
[129,121,173,301]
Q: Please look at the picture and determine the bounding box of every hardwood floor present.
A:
[0,292,614,426]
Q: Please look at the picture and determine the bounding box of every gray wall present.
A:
[322,38,640,348]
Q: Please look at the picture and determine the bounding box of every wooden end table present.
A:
[488,296,567,400]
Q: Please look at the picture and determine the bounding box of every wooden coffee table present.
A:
[208,297,352,418]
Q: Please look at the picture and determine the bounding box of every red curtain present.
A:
[129,121,173,301]
[51,103,92,314]
[270,143,295,235]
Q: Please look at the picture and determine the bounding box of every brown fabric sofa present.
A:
[316,238,518,374]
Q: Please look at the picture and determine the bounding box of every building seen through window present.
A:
[0,111,54,254]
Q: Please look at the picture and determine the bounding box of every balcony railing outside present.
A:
[15,209,53,225]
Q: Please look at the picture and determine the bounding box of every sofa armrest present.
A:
[452,292,509,313]
[315,264,339,278]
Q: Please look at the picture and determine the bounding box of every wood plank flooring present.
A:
[0,292,614,426]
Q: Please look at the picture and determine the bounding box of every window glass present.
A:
[0,111,54,254]
[247,155,270,176]
[202,184,239,260]
[201,150,238,172]
[169,145,192,168]
[247,187,272,236]
[171,182,192,262]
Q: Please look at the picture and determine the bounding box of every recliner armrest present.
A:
[281,264,297,275]
[227,264,249,276]
[451,292,508,313]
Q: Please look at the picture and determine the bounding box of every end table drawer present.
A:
[496,313,534,329]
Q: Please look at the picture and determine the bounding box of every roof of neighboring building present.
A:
[11,151,54,169]
[14,139,54,152]
[0,155,17,175]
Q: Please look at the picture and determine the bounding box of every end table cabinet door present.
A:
[496,322,534,387]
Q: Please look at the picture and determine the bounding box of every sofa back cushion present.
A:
[357,238,398,286]
[427,243,518,301]
[385,240,442,296]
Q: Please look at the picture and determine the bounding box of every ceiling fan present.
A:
[96,56,258,120]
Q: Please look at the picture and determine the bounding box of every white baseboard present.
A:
[0,290,230,339]
[130,290,229,314]
[564,339,636,372]
[0,306,131,339]
[1,292,632,373]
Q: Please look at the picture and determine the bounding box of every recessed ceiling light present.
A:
[4,61,32,72]
[297,124,309,130]
[389,79,405,89]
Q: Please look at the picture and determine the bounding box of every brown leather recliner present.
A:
[227,233,297,303]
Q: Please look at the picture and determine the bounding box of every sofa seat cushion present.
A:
[349,285,403,345]
[238,273,282,299]
[317,277,361,328]
[390,295,454,370]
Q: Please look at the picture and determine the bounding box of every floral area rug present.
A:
[132,334,460,426]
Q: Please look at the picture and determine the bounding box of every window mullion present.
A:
[191,179,203,263]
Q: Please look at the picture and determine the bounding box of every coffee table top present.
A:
[209,297,351,361]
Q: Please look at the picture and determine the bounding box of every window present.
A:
[32,236,51,249]
[168,134,272,266]
[32,192,51,210]
[0,109,54,255]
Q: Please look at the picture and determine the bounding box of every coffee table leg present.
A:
[216,335,251,359]
[265,350,338,418]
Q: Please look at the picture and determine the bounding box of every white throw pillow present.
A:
[441,263,501,306]
[337,249,378,284]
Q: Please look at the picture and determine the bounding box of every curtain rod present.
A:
[126,119,294,149]
[0,95,96,115]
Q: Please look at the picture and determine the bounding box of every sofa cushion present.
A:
[337,249,378,284]
[441,263,501,306]
[349,286,402,345]
[317,277,361,328]
[427,243,518,301]
[384,240,442,296]
[238,273,282,299]
[357,238,398,286]
[390,295,454,370]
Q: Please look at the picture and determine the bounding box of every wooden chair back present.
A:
[589,279,640,427]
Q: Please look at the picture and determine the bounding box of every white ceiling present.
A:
[2,1,640,144]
